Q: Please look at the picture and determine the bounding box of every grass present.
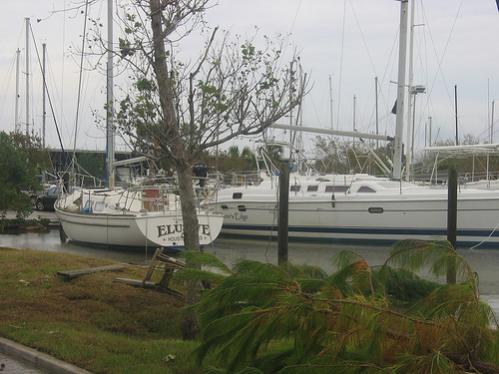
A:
[0,247,206,373]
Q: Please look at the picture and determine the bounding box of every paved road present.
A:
[0,353,42,373]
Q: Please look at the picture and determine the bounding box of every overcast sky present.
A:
[0,0,497,154]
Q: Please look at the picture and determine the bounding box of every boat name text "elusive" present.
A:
[157,224,211,238]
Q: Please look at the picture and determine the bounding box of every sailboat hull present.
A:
[55,206,224,249]
[211,177,499,248]
[218,198,499,247]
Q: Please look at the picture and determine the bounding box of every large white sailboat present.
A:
[211,173,499,247]
[209,0,499,249]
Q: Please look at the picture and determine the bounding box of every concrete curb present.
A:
[0,337,92,374]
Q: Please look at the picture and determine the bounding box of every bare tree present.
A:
[90,0,306,251]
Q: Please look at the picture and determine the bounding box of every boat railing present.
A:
[58,174,223,214]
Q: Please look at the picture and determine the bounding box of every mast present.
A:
[25,17,30,137]
[15,49,20,132]
[375,76,379,149]
[288,61,294,160]
[106,0,115,188]
[42,43,47,148]
[454,85,459,145]
[405,0,415,181]
[411,92,417,165]
[353,94,357,148]
[392,0,410,180]
[428,116,432,146]
[489,78,495,144]
[492,100,496,143]
[329,75,334,130]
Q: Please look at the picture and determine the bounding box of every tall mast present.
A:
[429,116,432,146]
[454,85,459,145]
[375,76,379,149]
[392,0,410,180]
[42,43,47,148]
[106,0,115,188]
[492,100,496,143]
[404,0,415,181]
[15,49,20,132]
[25,17,30,137]
[329,75,334,130]
[352,94,357,148]
[488,80,495,144]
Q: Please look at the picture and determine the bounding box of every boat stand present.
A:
[115,247,185,299]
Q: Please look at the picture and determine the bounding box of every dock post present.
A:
[447,166,457,284]
[278,162,289,266]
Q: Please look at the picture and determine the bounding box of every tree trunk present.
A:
[176,160,200,251]
[148,0,201,252]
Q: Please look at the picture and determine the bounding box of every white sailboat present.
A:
[212,173,499,247]
[209,0,499,249]
[56,187,223,249]
[55,0,223,250]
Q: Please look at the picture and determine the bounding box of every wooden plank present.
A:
[57,264,126,280]
[143,248,162,282]
[156,254,185,267]
[115,277,157,289]
[115,277,184,299]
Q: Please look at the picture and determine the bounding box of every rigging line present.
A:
[46,53,67,142]
[420,0,433,125]
[289,0,303,33]
[336,0,348,130]
[376,27,398,124]
[72,0,90,166]
[48,0,100,15]
[28,24,65,153]
[421,0,464,113]
[348,0,378,78]
[0,53,17,127]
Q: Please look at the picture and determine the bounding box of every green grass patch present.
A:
[0,248,205,373]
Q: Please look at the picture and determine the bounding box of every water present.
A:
[1,229,499,307]
[1,229,498,290]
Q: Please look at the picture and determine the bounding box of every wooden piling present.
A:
[447,166,457,284]
[278,162,289,266]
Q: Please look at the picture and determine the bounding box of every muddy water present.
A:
[1,229,499,294]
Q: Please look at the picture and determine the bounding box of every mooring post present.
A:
[278,161,289,266]
[447,166,457,284]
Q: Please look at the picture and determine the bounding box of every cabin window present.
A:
[290,185,301,192]
[221,204,229,210]
[232,192,243,199]
[307,185,319,192]
[237,205,247,212]
[358,186,376,193]
[325,185,349,193]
